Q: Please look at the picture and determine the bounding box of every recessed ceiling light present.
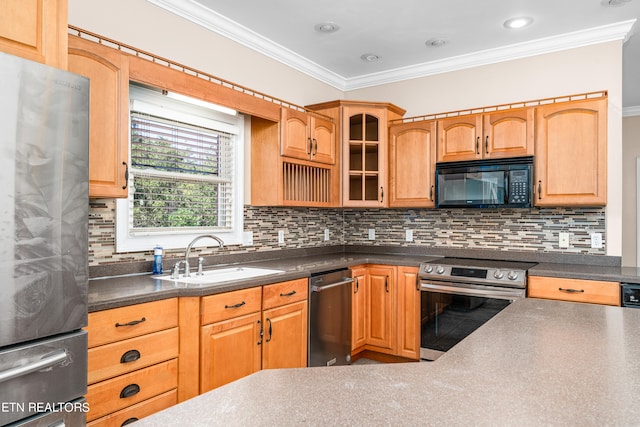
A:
[314,22,340,33]
[503,16,534,29]
[425,38,449,48]
[360,53,381,62]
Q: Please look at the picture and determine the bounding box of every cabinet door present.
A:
[389,120,437,207]
[437,115,483,162]
[350,267,368,351]
[68,35,130,198]
[310,115,336,164]
[343,107,388,207]
[280,108,311,161]
[396,267,420,360]
[366,266,395,350]
[0,0,67,68]
[483,108,534,159]
[534,98,607,206]
[200,312,261,393]
[262,300,308,369]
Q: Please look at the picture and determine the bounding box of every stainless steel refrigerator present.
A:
[0,52,89,426]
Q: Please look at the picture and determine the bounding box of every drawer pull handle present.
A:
[122,418,139,426]
[225,301,246,309]
[559,287,585,293]
[280,290,297,297]
[266,318,273,343]
[115,317,146,327]
[120,383,140,399]
[120,349,141,364]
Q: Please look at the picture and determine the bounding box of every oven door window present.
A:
[437,170,506,206]
[420,290,511,360]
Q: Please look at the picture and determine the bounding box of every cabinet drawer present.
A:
[86,359,178,421]
[263,278,308,309]
[88,328,179,384]
[87,389,177,427]
[201,287,262,325]
[528,276,620,306]
[87,299,178,348]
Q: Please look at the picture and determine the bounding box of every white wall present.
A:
[68,0,625,258]
[623,115,640,266]
[68,0,343,106]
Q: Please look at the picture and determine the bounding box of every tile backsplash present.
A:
[89,199,605,267]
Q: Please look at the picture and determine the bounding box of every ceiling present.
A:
[149,0,640,112]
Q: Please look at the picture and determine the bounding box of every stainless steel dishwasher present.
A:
[308,268,353,367]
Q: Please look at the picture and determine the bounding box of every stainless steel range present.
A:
[419,258,536,361]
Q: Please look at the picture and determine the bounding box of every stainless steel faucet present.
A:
[184,235,225,277]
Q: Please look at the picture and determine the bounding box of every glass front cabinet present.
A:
[306,101,405,207]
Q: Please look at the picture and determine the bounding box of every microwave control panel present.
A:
[508,170,530,204]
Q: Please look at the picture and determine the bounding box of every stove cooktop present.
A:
[419,257,537,288]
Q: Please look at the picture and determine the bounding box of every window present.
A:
[116,85,244,252]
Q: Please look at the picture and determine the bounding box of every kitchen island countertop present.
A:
[133,297,640,426]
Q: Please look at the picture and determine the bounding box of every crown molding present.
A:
[623,106,640,117]
[146,0,347,89]
[148,0,635,92]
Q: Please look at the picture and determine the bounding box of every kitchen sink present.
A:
[155,266,284,285]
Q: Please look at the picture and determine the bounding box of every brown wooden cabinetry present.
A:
[86,299,179,425]
[307,100,405,207]
[396,266,421,360]
[437,108,534,162]
[68,35,129,198]
[534,98,607,206]
[0,0,67,68]
[281,108,335,164]
[528,276,620,306]
[251,112,339,207]
[350,267,368,350]
[388,120,437,207]
[366,266,396,350]
[200,279,308,393]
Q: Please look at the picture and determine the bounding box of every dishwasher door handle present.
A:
[311,278,354,293]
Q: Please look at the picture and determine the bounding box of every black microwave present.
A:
[435,156,533,208]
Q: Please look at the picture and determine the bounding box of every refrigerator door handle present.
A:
[0,350,67,384]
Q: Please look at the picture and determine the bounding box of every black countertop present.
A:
[88,248,639,312]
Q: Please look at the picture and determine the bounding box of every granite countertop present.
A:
[88,249,640,312]
[133,298,640,426]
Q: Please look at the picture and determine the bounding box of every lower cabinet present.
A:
[528,276,620,306]
[349,264,420,360]
[200,278,308,394]
[86,299,179,425]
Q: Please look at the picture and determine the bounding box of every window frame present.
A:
[115,85,245,253]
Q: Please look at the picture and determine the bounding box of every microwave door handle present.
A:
[504,175,509,204]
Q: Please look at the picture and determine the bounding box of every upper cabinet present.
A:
[251,109,340,207]
[68,35,130,198]
[0,0,67,68]
[307,101,405,208]
[437,108,534,162]
[388,120,437,208]
[534,98,607,206]
[281,108,335,164]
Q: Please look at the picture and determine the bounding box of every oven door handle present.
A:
[420,281,524,299]
[0,349,68,384]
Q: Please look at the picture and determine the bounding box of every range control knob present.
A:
[507,271,519,281]
[436,266,445,275]
[425,265,434,273]
[493,270,504,280]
